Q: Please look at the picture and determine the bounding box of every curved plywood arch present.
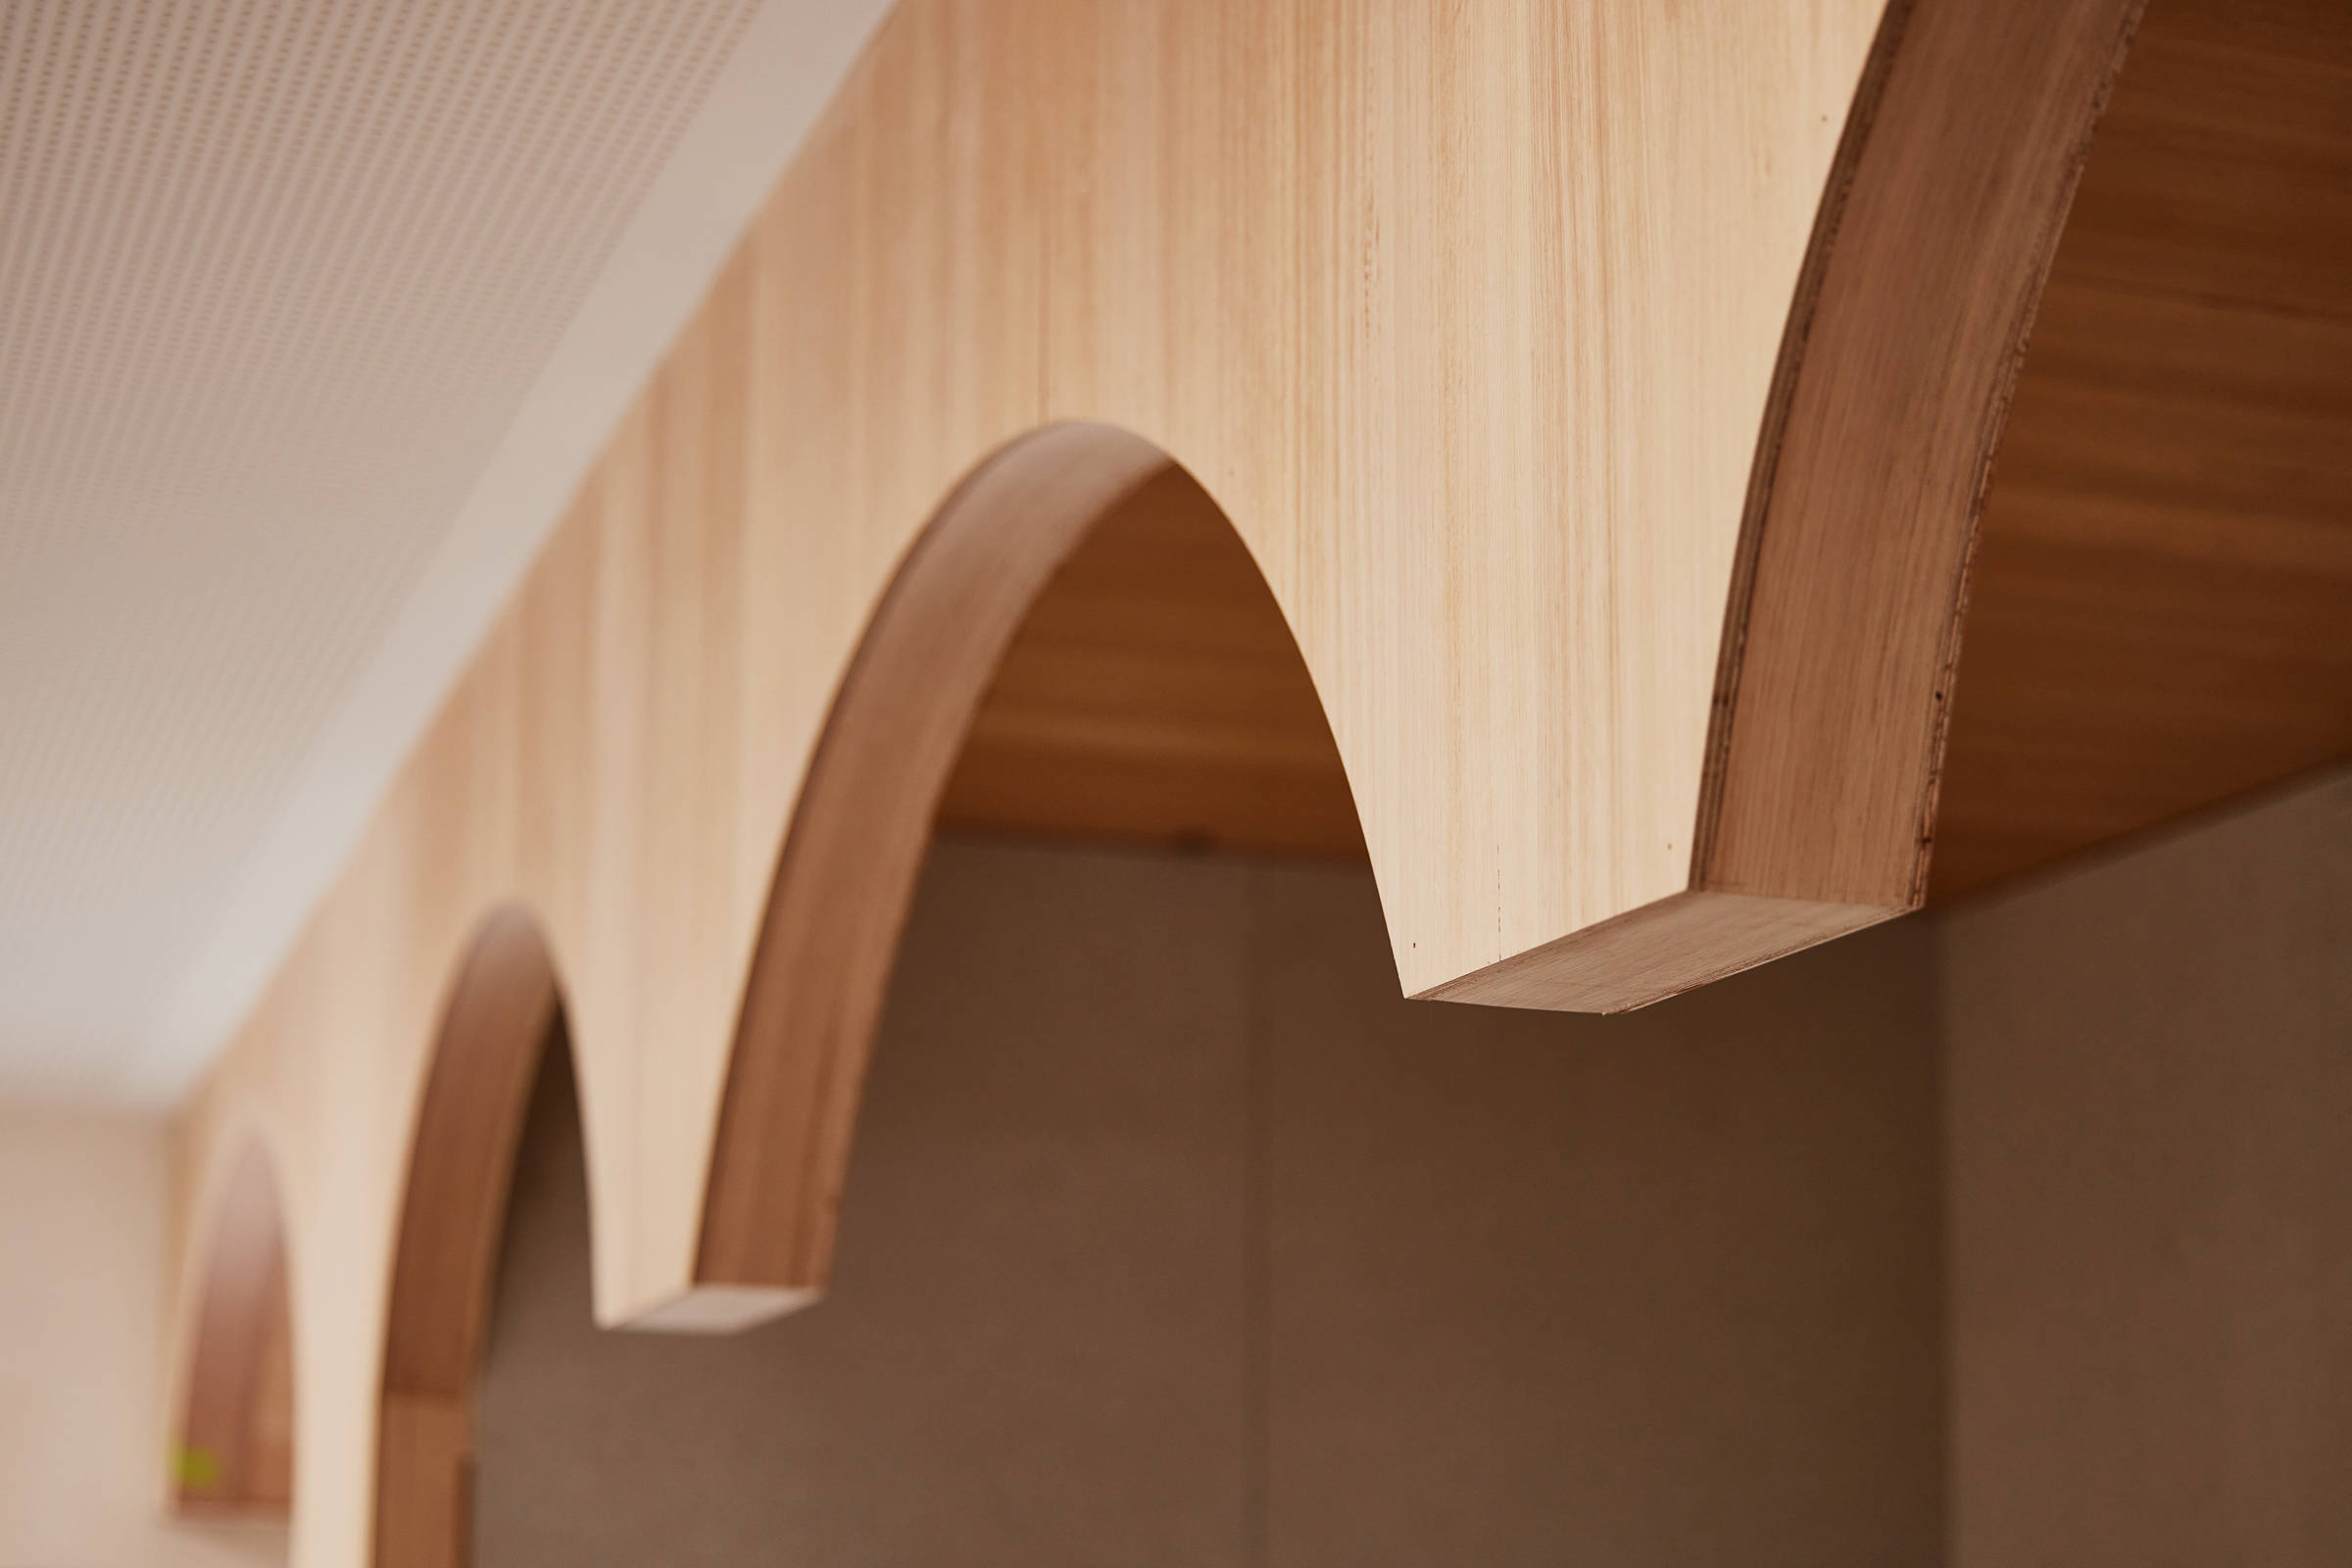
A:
[373,906,566,1568]
[173,1134,295,1515]
[159,2,2179,1556]
[698,424,1344,1288]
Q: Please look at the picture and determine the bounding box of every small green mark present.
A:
[174,1443,220,1491]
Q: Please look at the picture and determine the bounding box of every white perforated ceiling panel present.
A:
[0,1,889,1102]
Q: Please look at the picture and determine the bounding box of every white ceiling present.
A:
[0,0,890,1105]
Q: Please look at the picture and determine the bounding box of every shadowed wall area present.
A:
[1945,769,2352,1564]
[472,839,1944,1565]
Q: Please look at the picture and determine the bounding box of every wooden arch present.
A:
[173,1134,295,1515]
[375,906,564,1568]
[700,426,1298,1287]
[164,2,2166,1556]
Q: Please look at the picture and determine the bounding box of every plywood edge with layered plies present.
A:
[155,2,2158,1558]
[1690,0,2148,917]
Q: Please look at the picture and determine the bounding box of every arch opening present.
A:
[466,823,1944,1564]
[374,906,567,1568]
[696,421,1366,1298]
[173,1135,296,1515]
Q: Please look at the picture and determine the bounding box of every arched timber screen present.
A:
[165,1,2142,1557]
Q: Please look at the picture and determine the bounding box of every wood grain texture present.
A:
[172,1138,294,1516]
[1932,0,2352,896]
[150,2,2165,1557]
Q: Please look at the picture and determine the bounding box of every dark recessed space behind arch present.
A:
[473,838,1943,1566]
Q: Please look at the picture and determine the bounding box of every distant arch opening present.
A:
[374,906,566,1568]
[173,1135,295,1515]
[696,422,1364,1298]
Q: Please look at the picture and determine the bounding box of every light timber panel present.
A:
[157,2,2163,1560]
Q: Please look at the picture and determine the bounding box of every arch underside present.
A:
[150,0,2251,1556]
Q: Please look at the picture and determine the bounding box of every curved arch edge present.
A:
[1693,0,2147,910]
[374,904,565,1567]
[171,1130,296,1516]
[691,422,1178,1297]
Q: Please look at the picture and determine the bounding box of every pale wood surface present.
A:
[921,0,2352,902]
[150,2,2180,1558]
[1934,0,2352,896]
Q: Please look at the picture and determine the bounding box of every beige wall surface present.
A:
[474,838,1944,1565]
[0,1104,285,1567]
[1943,766,2352,1566]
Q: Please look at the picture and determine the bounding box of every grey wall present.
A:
[1943,769,2352,1566]
[475,839,1946,1566]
